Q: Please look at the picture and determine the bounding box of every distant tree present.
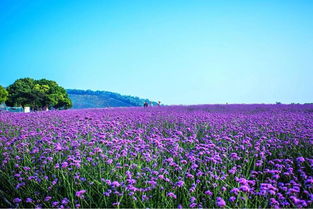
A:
[0,85,8,104]
[6,78,72,110]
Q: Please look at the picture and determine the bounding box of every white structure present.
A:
[24,106,30,113]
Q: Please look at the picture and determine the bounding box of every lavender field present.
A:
[0,105,312,208]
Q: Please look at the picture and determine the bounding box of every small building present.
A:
[24,106,30,113]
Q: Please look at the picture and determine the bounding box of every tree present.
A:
[35,79,72,109]
[5,78,35,108]
[0,85,8,104]
[6,78,72,110]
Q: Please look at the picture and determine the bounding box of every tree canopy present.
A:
[6,78,72,110]
[0,85,8,104]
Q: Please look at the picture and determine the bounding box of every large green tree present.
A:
[5,78,35,108]
[0,85,8,104]
[6,78,72,110]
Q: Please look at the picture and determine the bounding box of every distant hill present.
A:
[67,89,158,109]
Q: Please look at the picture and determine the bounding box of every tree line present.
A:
[0,78,72,110]
[67,89,158,107]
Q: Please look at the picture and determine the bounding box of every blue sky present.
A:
[0,0,312,104]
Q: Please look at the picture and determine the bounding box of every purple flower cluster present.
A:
[0,104,312,208]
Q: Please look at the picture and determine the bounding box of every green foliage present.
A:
[5,78,72,110]
[67,89,157,108]
[0,85,8,104]
[5,78,35,107]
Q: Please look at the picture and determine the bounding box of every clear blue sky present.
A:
[0,0,312,104]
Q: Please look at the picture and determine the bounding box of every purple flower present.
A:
[231,188,240,195]
[190,196,196,202]
[61,198,70,205]
[189,203,197,208]
[80,177,86,181]
[112,202,120,207]
[176,180,185,187]
[216,197,226,208]
[205,190,213,196]
[270,198,279,206]
[61,161,69,168]
[240,185,250,193]
[111,181,121,187]
[229,196,236,202]
[296,157,305,163]
[44,196,52,201]
[76,190,86,199]
[147,180,157,186]
[142,195,149,201]
[181,160,188,164]
[52,201,59,207]
[228,167,237,174]
[230,153,238,159]
[167,192,177,199]
[13,198,22,203]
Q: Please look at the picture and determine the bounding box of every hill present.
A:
[67,89,158,109]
